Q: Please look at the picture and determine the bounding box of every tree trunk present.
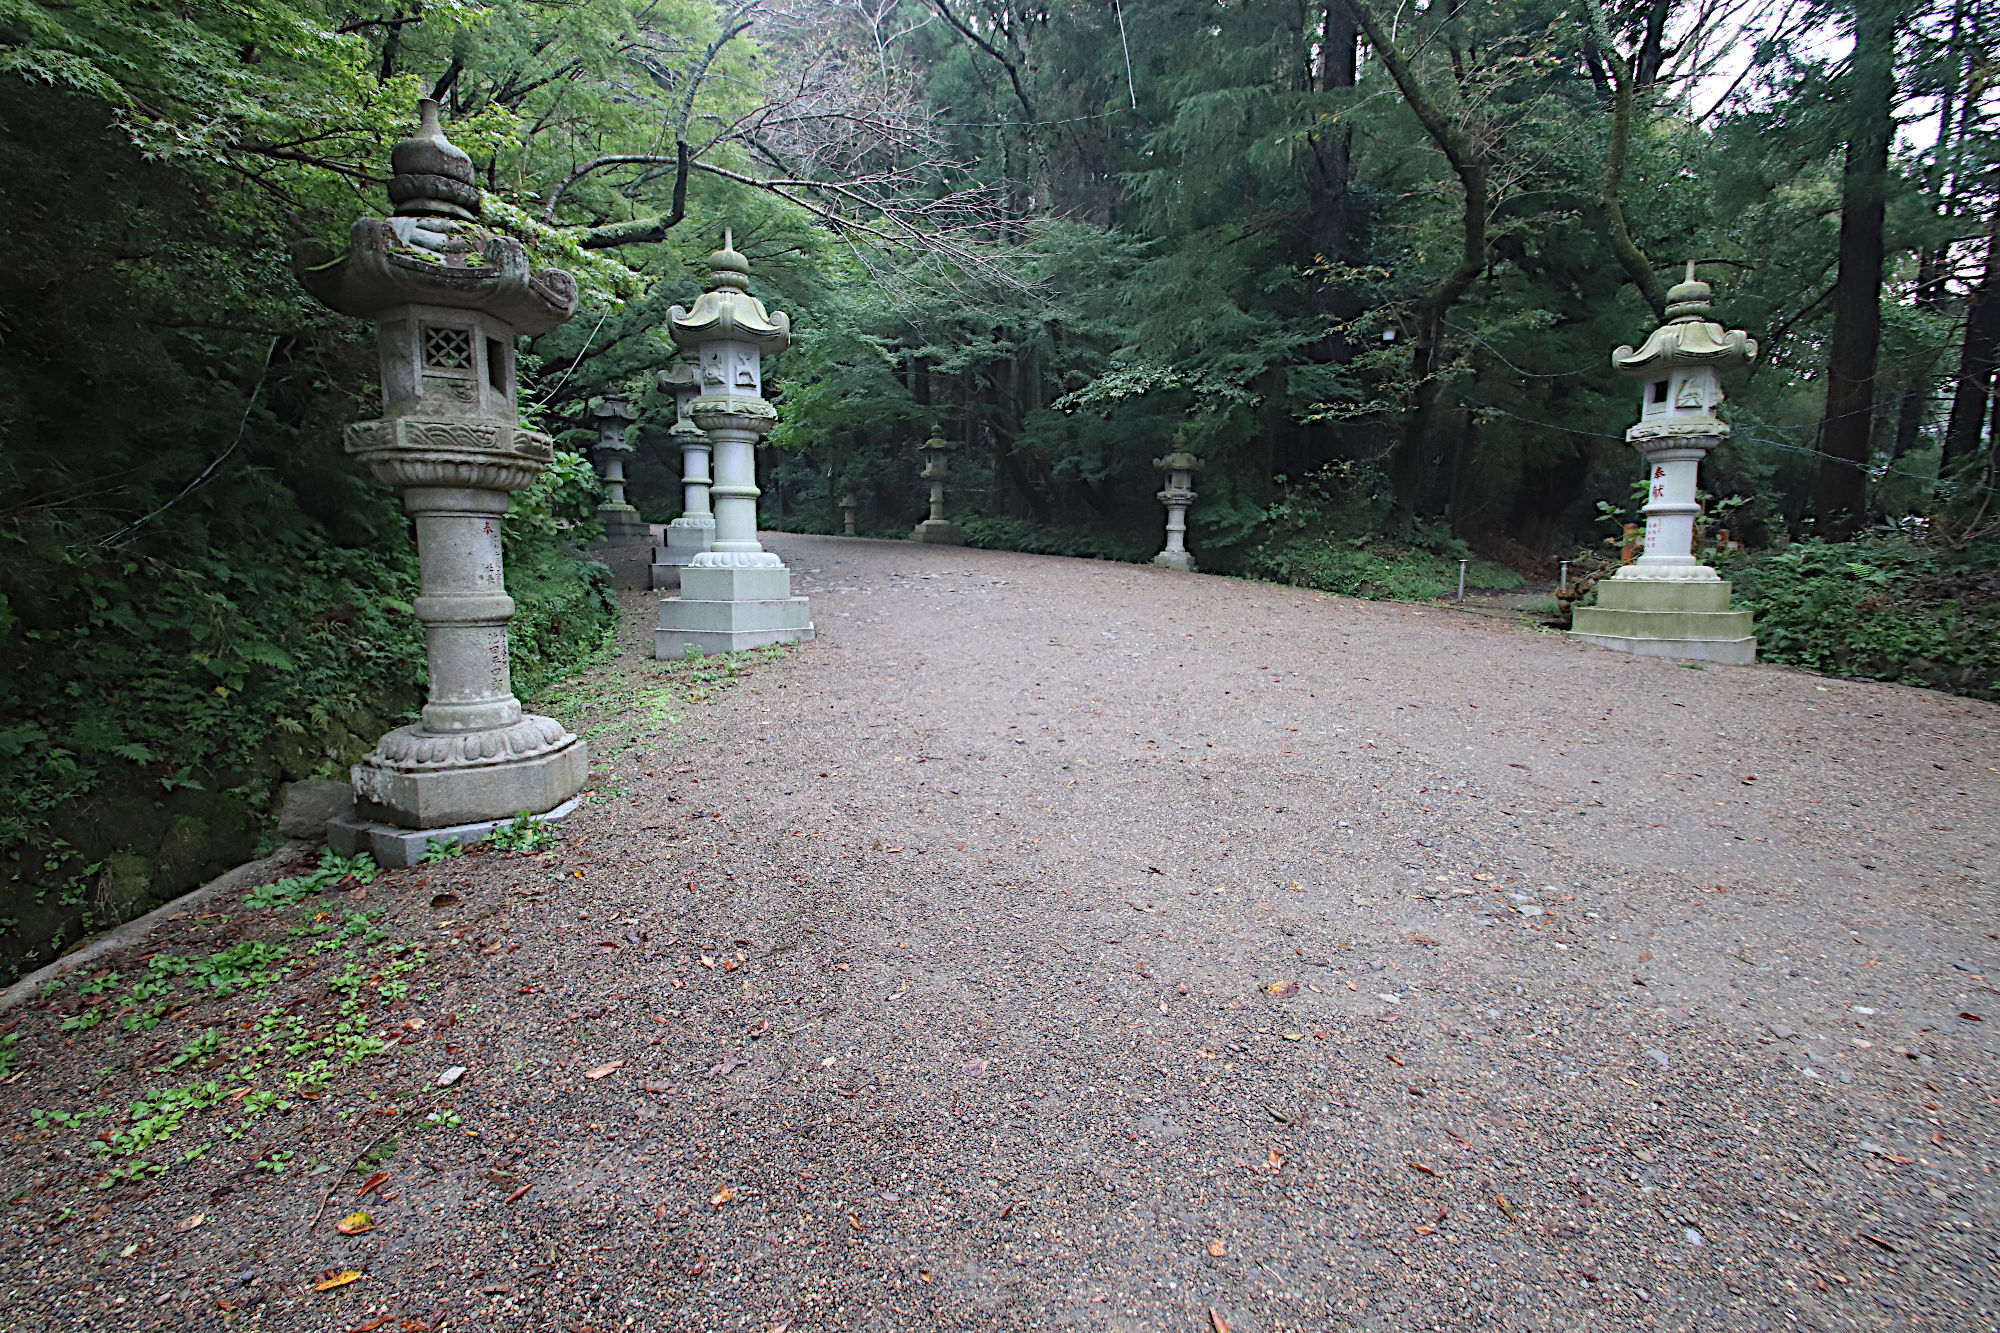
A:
[1813,0,1899,539]
[1943,199,2000,470]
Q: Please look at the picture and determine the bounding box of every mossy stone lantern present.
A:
[650,352,713,589]
[588,393,648,545]
[910,436,964,544]
[653,231,813,655]
[1151,449,1202,571]
[1572,266,1758,664]
[291,98,586,858]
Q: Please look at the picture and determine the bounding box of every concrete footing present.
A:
[655,562,814,657]
[327,795,584,869]
[1571,576,1756,665]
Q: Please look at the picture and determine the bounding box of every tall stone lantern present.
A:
[291,98,588,859]
[910,436,964,544]
[1572,266,1758,664]
[838,488,858,537]
[650,353,713,589]
[654,232,813,656]
[1152,449,1202,571]
[588,393,648,545]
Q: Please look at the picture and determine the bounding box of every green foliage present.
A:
[241,849,377,911]
[485,813,558,856]
[955,517,1153,564]
[1245,465,1524,599]
[1723,537,2000,700]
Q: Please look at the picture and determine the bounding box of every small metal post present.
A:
[1457,558,1468,602]
[1559,560,1569,592]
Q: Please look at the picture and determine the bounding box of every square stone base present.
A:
[349,737,589,830]
[655,561,813,658]
[911,519,963,544]
[328,796,584,869]
[592,505,652,546]
[1152,550,1195,572]
[1571,576,1756,665]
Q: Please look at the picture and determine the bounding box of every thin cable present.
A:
[97,337,280,549]
[1113,0,1138,110]
[531,307,613,409]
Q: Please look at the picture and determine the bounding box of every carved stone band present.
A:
[366,714,577,771]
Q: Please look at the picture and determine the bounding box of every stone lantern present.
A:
[653,231,813,656]
[1572,266,1757,664]
[910,436,964,544]
[1152,449,1202,571]
[291,98,587,860]
[838,488,858,537]
[650,353,712,589]
[588,393,648,545]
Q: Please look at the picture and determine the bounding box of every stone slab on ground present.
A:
[326,795,584,868]
[0,532,1993,1333]
[274,778,354,838]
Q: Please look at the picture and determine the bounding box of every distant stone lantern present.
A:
[291,98,586,860]
[588,393,647,545]
[650,353,712,589]
[1572,265,1757,664]
[838,489,858,537]
[653,231,813,656]
[1151,449,1202,571]
[910,436,963,544]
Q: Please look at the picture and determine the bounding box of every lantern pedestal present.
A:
[1570,577,1756,664]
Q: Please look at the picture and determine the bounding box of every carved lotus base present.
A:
[352,716,587,829]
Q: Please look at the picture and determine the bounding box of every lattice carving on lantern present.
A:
[424,326,473,369]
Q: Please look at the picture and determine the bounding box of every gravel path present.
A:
[4,534,1997,1332]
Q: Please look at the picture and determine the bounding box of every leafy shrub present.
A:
[955,516,1153,563]
[1721,536,2000,700]
[1245,464,1523,600]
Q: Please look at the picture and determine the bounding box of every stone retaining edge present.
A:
[0,842,309,1015]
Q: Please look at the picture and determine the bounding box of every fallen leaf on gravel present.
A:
[1281,1031,1304,1041]
[313,1270,363,1292]
[348,1317,393,1332]
[711,1185,735,1207]
[1857,1231,1900,1253]
[429,894,458,909]
[711,1057,746,1077]
[436,1066,466,1088]
[584,1061,624,1079]
[1495,1194,1520,1222]
[1411,934,1441,947]
[848,1212,864,1229]
[1407,1160,1439,1177]
[641,1081,673,1094]
[701,956,717,969]
[175,1212,204,1231]
[505,1184,533,1204]
[1387,1054,1407,1067]
[334,1212,374,1236]
[1960,1012,1983,1021]
[1207,1240,1226,1257]
[1265,1149,1284,1172]
[1209,1309,1231,1333]
[357,1172,389,1198]
[961,1057,989,1076]
[1264,1106,1290,1124]
[1262,980,1300,998]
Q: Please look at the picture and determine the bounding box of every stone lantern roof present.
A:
[669,231,791,357]
[1153,451,1203,472]
[592,395,639,426]
[290,99,576,334]
[657,358,702,398]
[1611,265,1756,379]
[922,435,957,453]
